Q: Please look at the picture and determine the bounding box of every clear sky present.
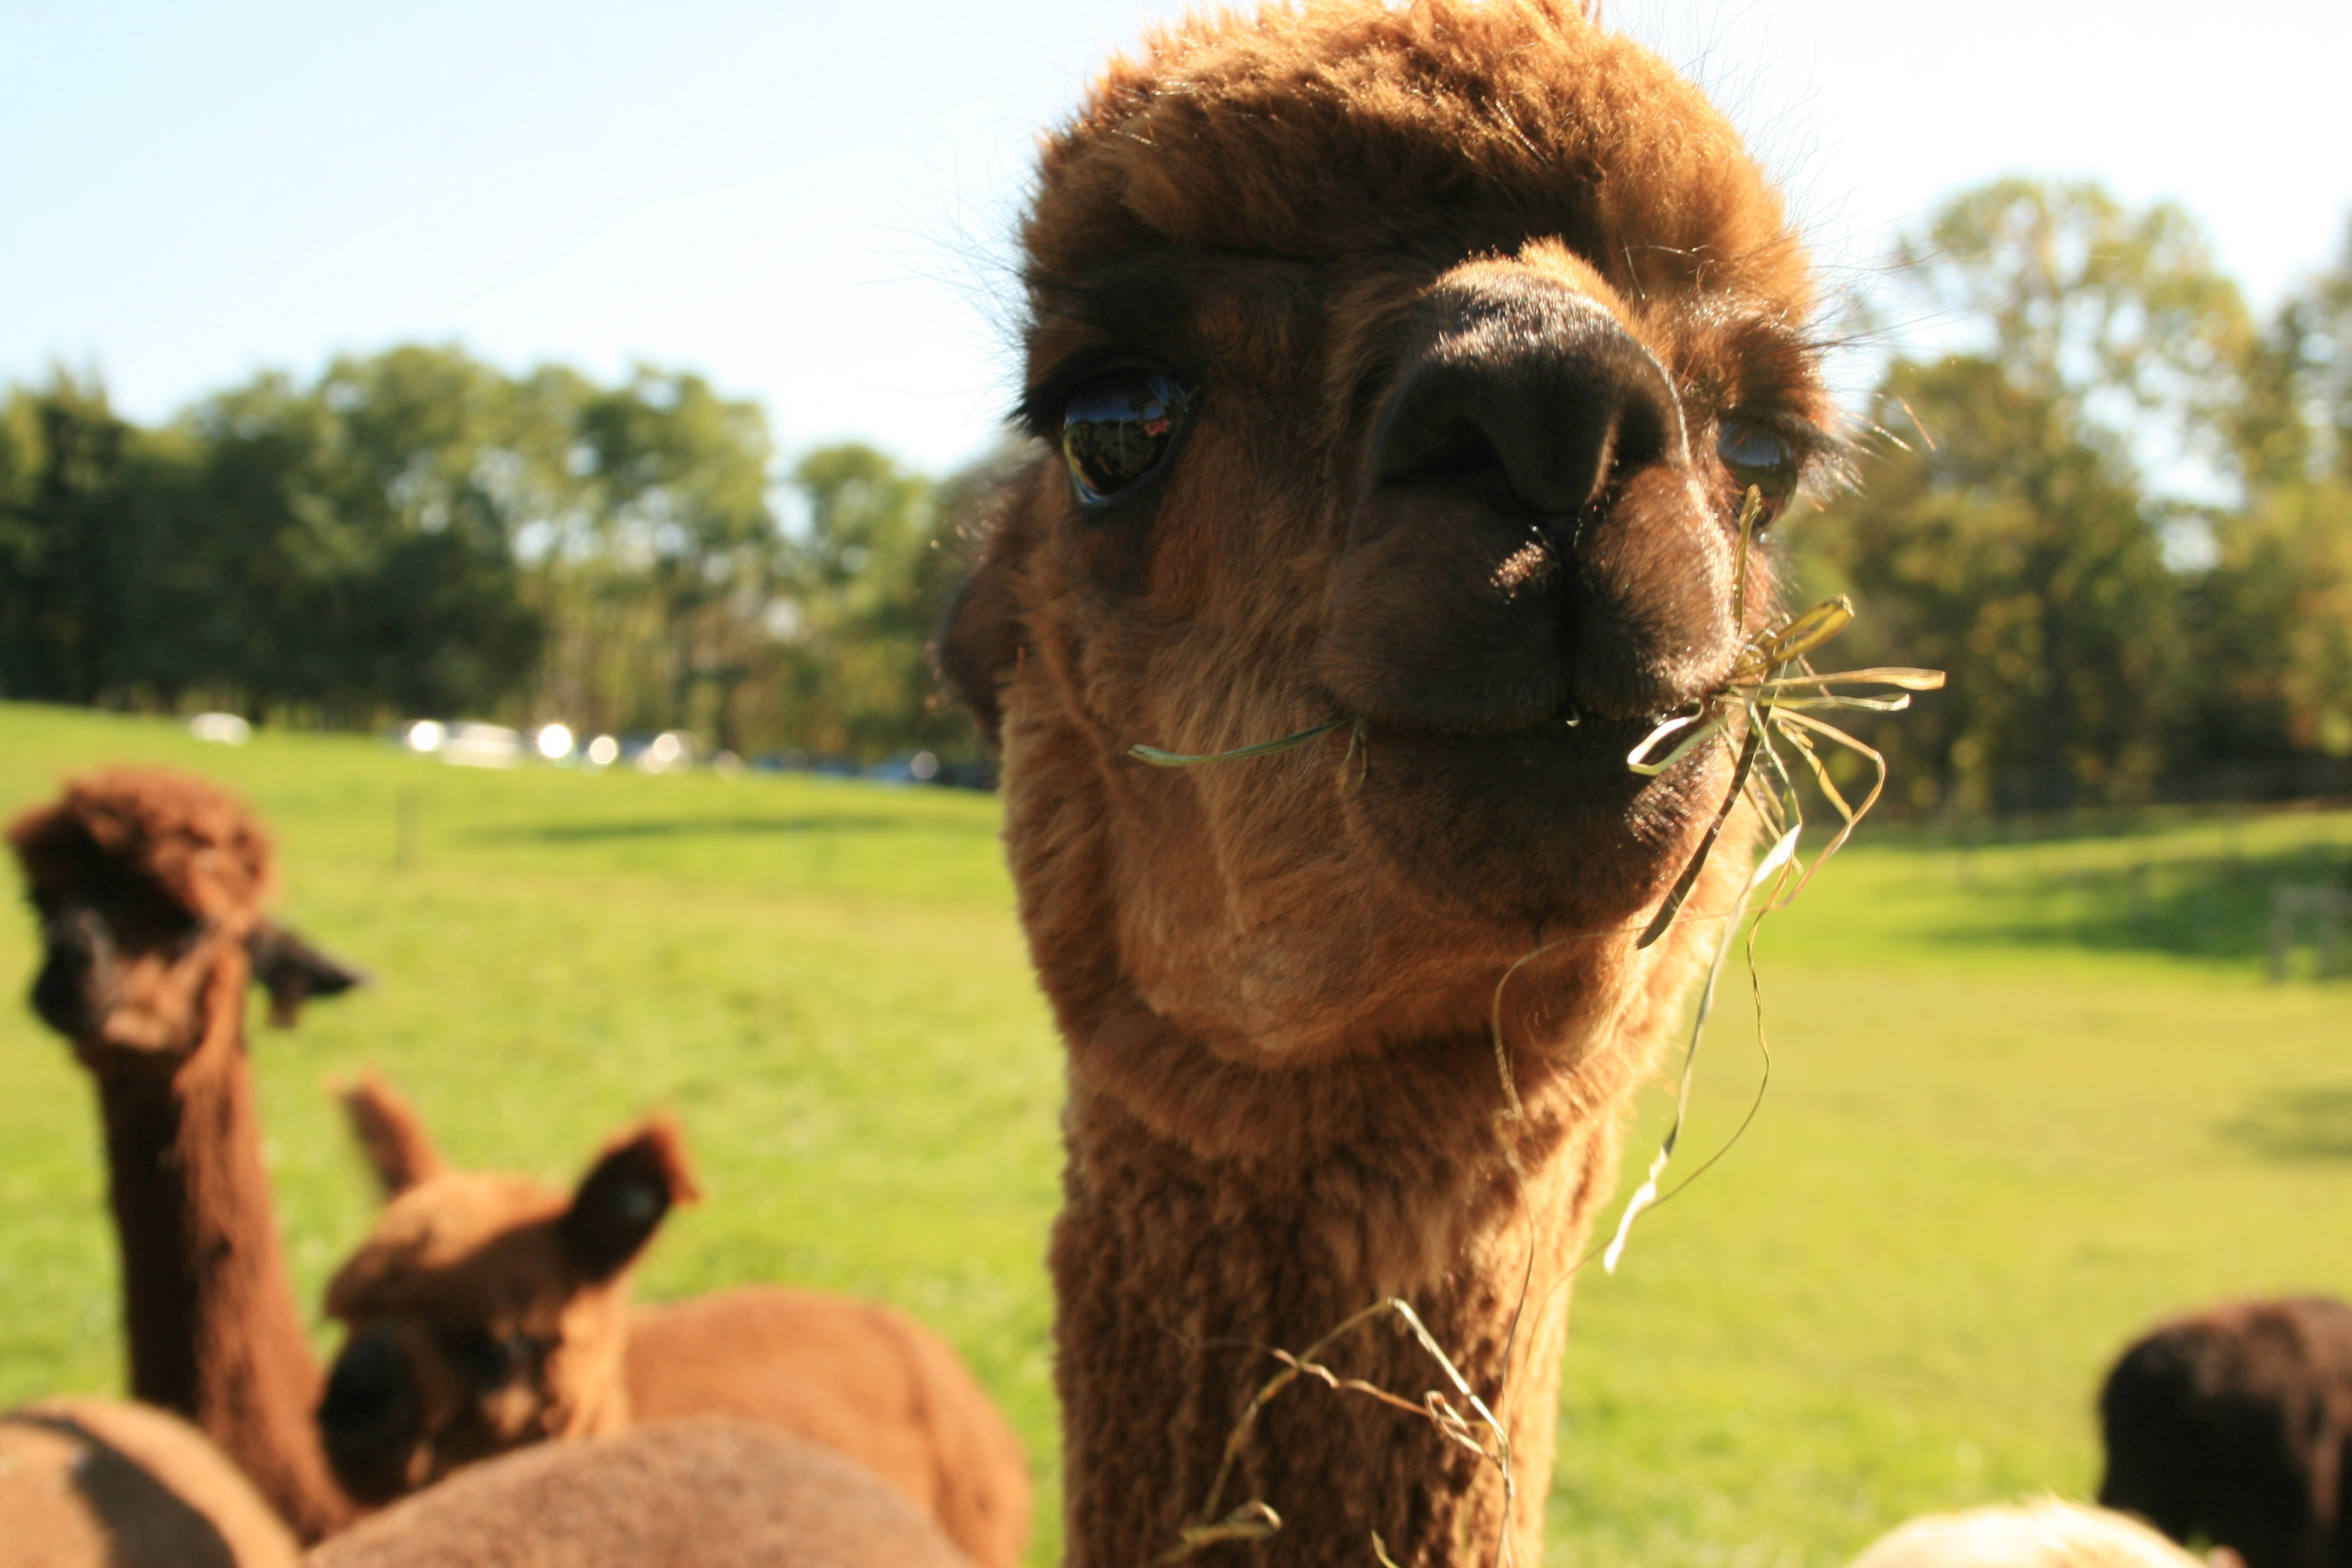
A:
[7,0,2347,473]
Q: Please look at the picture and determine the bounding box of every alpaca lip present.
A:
[1382,705,1655,768]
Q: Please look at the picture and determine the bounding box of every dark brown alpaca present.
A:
[935,3,1831,1563]
[2100,1297,2352,1568]
[314,1076,1031,1568]
[8,769,364,1544]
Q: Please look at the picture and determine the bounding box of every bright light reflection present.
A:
[536,724,574,760]
[585,734,620,767]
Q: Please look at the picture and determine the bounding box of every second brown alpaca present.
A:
[313,1076,1032,1568]
[7,769,364,1545]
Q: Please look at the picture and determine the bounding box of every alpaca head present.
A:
[315,1077,697,1505]
[7,769,363,1066]
[939,0,1832,1064]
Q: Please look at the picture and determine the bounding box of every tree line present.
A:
[0,350,984,762]
[1808,181,2352,814]
[3,179,2349,810]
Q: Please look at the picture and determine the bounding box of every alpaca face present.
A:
[316,1122,689,1504]
[941,1,1830,1055]
[26,872,228,1052]
[13,839,357,1059]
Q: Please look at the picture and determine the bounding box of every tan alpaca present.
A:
[7,771,364,1544]
[314,1076,1031,1568]
[930,3,1835,1563]
[1847,1502,2210,1568]
[302,1419,971,1568]
[1,1399,299,1568]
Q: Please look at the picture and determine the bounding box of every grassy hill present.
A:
[1,701,2345,1567]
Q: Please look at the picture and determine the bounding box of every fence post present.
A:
[395,787,419,871]
[2270,885,2294,983]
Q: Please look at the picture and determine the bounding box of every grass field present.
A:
[1,699,2347,1568]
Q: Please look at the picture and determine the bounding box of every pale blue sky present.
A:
[7,0,2347,472]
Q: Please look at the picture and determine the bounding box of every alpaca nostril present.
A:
[30,908,113,1036]
[1370,281,1686,522]
[319,1328,413,1446]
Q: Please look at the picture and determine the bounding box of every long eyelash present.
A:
[1019,348,1157,442]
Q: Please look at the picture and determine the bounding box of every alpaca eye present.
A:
[452,1333,521,1391]
[1062,371,1193,503]
[1716,418,1799,499]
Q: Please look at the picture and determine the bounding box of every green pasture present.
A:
[1,701,2346,1568]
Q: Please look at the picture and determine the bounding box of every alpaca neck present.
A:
[91,964,354,1541]
[1052,1003,1646,1568]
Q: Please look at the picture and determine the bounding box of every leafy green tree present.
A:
[1890,179,2257,485]
[2182,481,2352,766]
[178,347,546,722]
[0,375,185,704]
[2177,228,2352,776]
[1808,356,2177,813]
[528,367,778,744]
[734,442,954,760]
[1805,181,2259,812]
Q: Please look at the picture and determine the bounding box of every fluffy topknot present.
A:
[1025,0,1806,307]
[7,768,276,926]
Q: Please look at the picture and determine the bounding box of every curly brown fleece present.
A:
[938,4,1822,1566]
[8,770,355,1544]
[9,768,275,931]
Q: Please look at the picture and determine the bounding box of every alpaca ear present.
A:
[558,1120,698,1282]
[247,919,366,1028]
[337,1073,446,1199]
[934,511,1028,750]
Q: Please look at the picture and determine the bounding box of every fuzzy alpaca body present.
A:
[1029,752,1726,1568]
[1,1398,301,1568]
[626,1287,1032,1568]
[2100,1297,2352,1568]
[90,969,347,1542]
[302,1418,973,1568]
[10,771,361,1544]
[1848,1502,2207,1568]
[942,3,1827,1564]
[318,1083,1031,1568]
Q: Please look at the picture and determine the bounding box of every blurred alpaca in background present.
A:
[314,1075,1030,1568]
[8,769,363,1542]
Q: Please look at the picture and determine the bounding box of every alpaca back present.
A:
[1849,1501,2206,1568]
[302,1418,971,1568]
[625,1286,1030,1568]
[1,1398,301,1568]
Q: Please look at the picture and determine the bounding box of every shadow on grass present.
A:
[2217,1085,2352,1161]
[469,815,920,843]
[1928,842,2351,966]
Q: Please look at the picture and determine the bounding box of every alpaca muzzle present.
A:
[317,1324,426,1505]
[1318,268,1737,735]
[31,905,119,1040]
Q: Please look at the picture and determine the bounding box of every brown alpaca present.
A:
[933,3,1832,1564]
[1,1398,300,1568]
[8,769,365,1544]
[314,1076,1031,1568]
[2099,1297,2352,1568]
[301,1418,973,1568]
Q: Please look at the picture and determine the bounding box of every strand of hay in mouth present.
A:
[1128,716,1349,766]
[1593,487,1942,1271]
[1628,489,1944,946]
[1155,1297,1519,1568]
